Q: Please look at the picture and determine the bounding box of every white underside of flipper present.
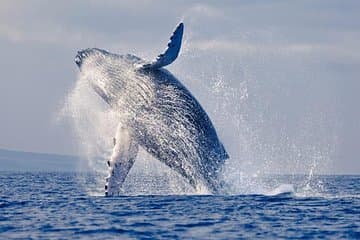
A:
[141,22,184,70]
[105,123,138,196]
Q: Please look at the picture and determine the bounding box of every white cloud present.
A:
[188,38,360,62]
[185,3,224,18]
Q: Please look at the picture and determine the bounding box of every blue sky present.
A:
[0,1,359,174]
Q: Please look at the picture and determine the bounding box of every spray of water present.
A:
[173,29,338,196]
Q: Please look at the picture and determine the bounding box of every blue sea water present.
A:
[0,172,359,239]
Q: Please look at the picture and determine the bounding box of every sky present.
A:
[0,1,359,174]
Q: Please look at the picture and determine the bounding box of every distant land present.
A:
[0,148,82,172]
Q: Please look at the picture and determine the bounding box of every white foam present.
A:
[266,184,295,196]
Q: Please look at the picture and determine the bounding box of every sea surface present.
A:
[0,172,359,239]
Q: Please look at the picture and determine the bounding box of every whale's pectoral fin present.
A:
[140,22,184,70]
[105,124,138,196]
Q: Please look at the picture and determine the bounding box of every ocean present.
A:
[0,172,359,239]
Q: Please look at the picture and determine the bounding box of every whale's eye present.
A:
[81,52,86,58]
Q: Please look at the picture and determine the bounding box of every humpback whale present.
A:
[74,23,229,195]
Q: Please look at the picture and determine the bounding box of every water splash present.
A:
[266,184,295,196]
[59,74,116,194]
[173,25,339,196]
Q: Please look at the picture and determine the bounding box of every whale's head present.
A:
[74,48,110,70]
[74,48,151,107]
[74,48,144,75]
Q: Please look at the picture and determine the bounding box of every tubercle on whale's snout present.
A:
[74,50,88,68]
[75,55,81,67]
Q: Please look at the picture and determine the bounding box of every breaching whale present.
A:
[74,23,229,195]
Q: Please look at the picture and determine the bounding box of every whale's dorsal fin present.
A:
[141,22,184,70]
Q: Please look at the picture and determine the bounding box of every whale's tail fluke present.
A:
[141,22,184,70]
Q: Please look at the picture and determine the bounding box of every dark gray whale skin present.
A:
[75,49,228,193]
[135,67,229,192]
